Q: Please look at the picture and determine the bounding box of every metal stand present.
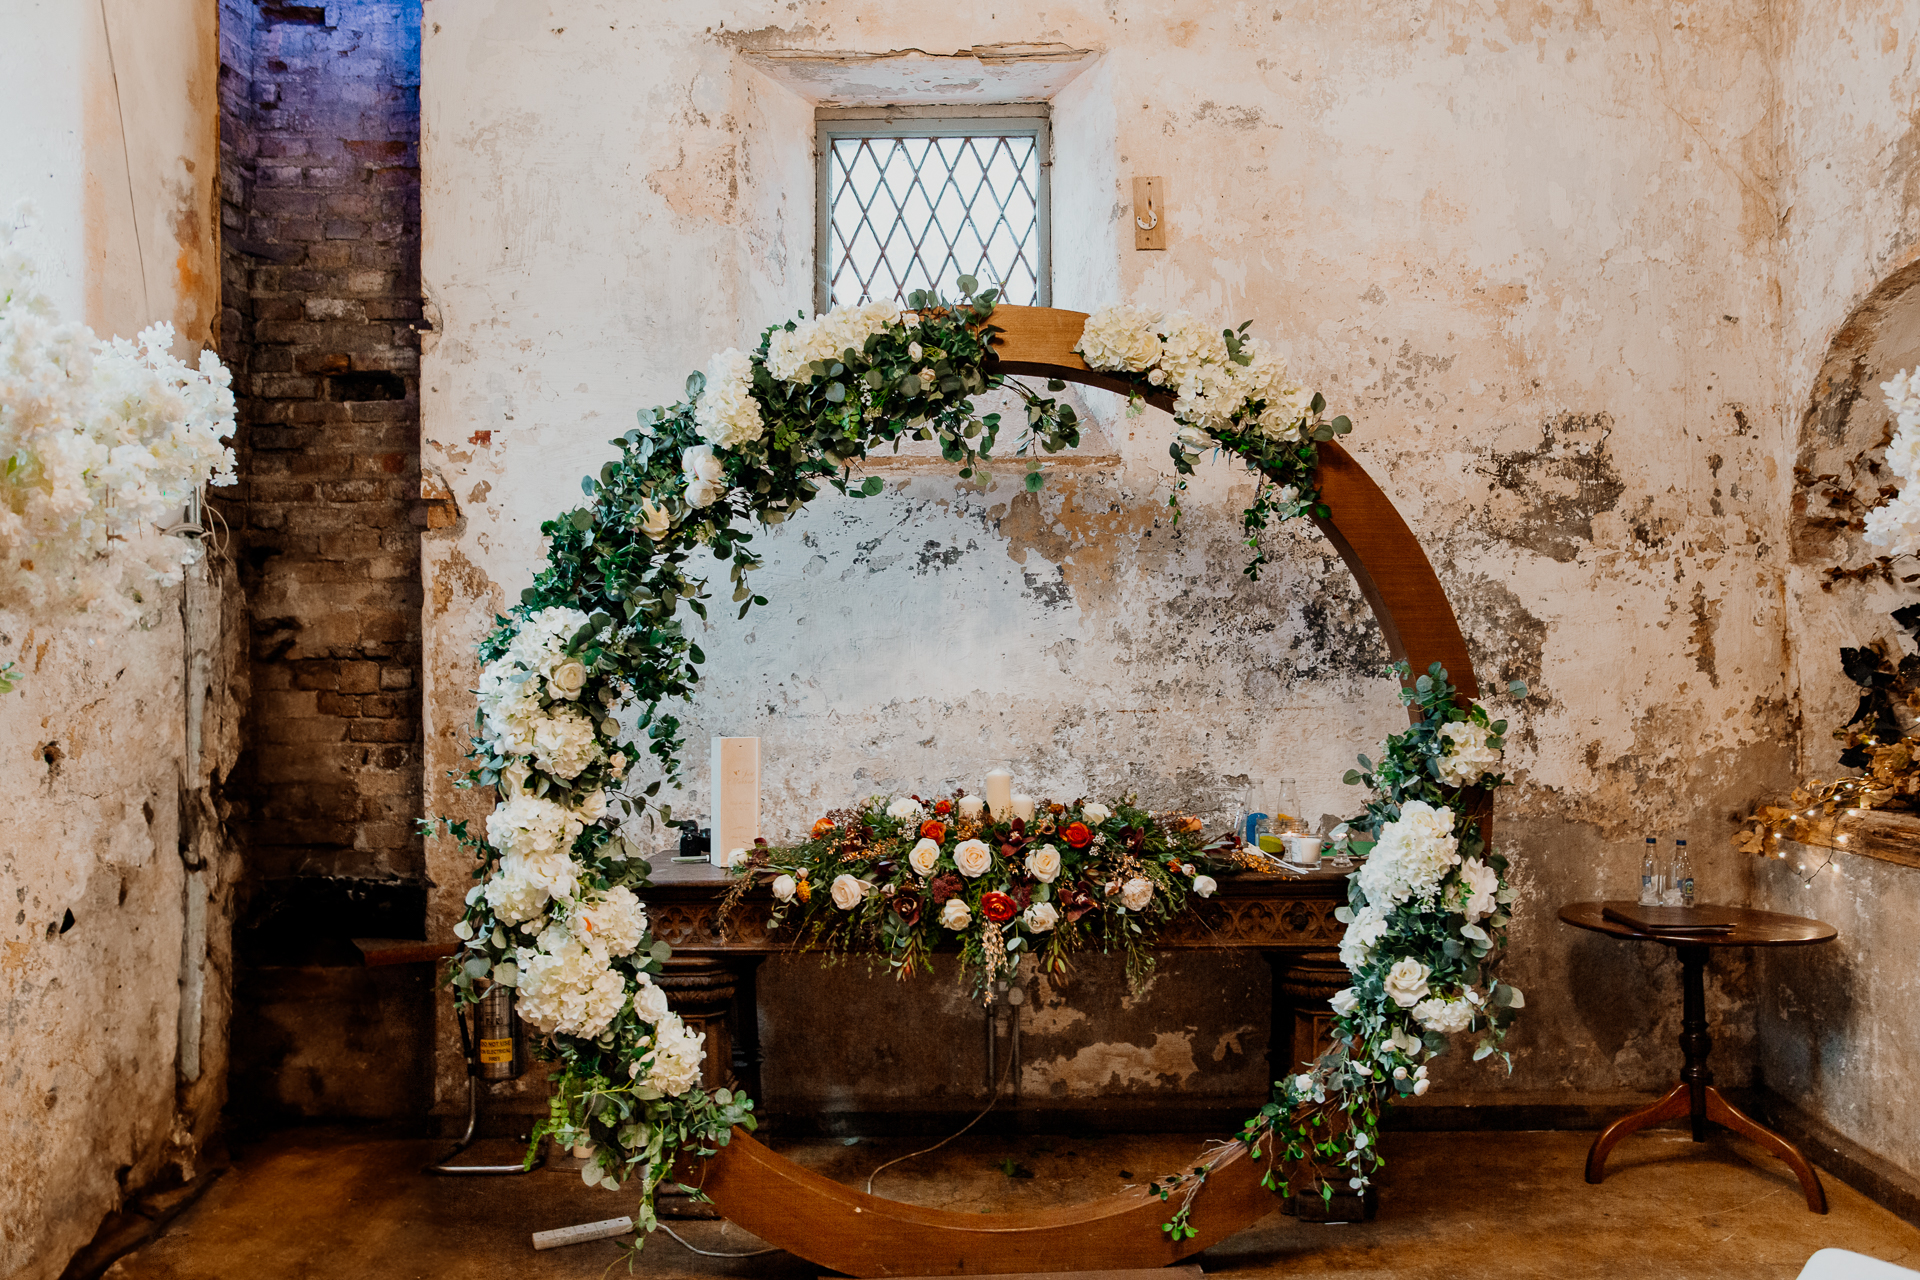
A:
[425,1002,547,1176]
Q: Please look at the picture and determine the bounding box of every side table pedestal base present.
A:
[1585,1081,1828,1214]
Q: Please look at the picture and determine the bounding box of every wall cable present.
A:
[97,0,153,325]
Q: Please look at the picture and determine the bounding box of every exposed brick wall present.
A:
[219,0,429,1121]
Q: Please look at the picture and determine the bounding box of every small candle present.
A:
[984,767,1013,819]
[956,794,985,820]
[1011,794,1036,822]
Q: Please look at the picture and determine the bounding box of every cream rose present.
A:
[886,796,924,821]
[956,794,985,820]
[637,501,671,540]
[1384,958,1431,1008]
[632,979,670,1024]
[724,847,751,870]
[952,839,993,879]
[830,873,867,910]
[1191,874,1217,898]
[909,837,942,877]
[1080,802,1112,824]
[1023,845,1062,883]
[1329,987,1360,1016]
[771,874,797,903]
[573,789,608,823]
[1119,877,1153,911]
[546,658,588,701]
[940,898,972,930]
[1023,902,1059,932]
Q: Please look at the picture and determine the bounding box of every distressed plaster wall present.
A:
[421,1,1796,1124]
[1755,0,1920,1191]
[0,2,243,1277]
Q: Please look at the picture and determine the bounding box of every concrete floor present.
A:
[105,1127,1920,1279]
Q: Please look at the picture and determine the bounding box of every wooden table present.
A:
[645,856,1361,1098]
[1558,900,1838,1212]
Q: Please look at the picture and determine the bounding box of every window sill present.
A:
[1786,809,1920,870]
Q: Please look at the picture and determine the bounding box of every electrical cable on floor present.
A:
[864,1029,1016,1195]
[657,1221,780,1258]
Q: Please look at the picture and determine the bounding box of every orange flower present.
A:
[933,798,953,816]
[981,891,1017,923]
[920,819,948,843]
[1063,821,1093,848]
[811,817,837,840]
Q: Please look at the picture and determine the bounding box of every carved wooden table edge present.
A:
[1558,900,1838,1213]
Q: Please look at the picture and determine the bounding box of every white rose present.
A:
[685,476,723,509]
[499,760,531,795]
[1329,987,1360,1016]
[771,874,797,903]
[1413,1077,1431,1096]
[632,979,670,1025]
[952,839,993,878]
[573,789,608,823]
[886,797,924,821]
[1293,1072,1315,1094]
[1457,857,1500,923]
[725,847,751,870]
[940,898,972,931]
[1191,874,1217,898]
[830,873,867,910]
[1080,802,1112,824]
[1119,877,1153,911]
[637,501,671,540]
[956,794,985,820]
[1022,902,1059,932]
[546,658,588,701]
[1023,845,1062,883]
[908,837,942,877]
[1384,958,1431,1008]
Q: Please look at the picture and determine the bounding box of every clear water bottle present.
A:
[1639,837,1659,905]
[1672,839,1695,907]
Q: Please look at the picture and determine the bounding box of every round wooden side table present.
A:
[1558,900,1838,1213]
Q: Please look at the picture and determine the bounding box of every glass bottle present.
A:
[1639,837,1659,905]
[1672,839,1695,907]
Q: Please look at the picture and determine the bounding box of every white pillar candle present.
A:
[956,794,985,820]
[984,767,1013,820]
[1011,794,1036,822]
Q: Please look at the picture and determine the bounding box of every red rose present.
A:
[981,891,1017,923]
[928,872,965,905]
[1063,821,1093,849]
[892,891,923,926]
[920,819,948,843]
[933,798,953,816]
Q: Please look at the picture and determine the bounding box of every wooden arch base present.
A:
[676,306,1482,1277]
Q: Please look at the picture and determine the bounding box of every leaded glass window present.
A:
[816,111,1050,311]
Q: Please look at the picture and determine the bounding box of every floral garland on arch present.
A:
[425,281,1519,1252]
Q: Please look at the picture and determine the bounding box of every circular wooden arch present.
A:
[673,306,1482,1277]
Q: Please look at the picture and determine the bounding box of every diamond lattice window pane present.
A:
[824,125,1046,308]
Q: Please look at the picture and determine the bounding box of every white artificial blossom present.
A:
[0,206,237,621]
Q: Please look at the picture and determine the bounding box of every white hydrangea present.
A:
[514,924,629,1039]
[1435,719,1503,788]
[694,348,765,449]
[1865,369,1920,555]
[633,1011,706,1098]
[766,302,899,383]
[530,705,601,780]
[1455,856,1500,923]
[1073,303,1163,372]
[0,210,237,620]
[1356,801,1461,910]
[575,885,647,957]
[483,868,550,925]
[475,606,590,755]
[486,791,585,863]
[1412,995,1477,1035]
[1339,903,1391,971]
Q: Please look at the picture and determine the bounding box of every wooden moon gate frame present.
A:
[670,305,1483,1277]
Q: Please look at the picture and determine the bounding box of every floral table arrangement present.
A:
[727,791,1236,995]
[426,283,1528,1253]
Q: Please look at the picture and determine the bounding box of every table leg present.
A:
[1585,1082,1690,1184]
[1678,944,1712,1141]
[1704,1086,1829,1213]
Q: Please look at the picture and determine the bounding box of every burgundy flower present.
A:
[928,872,965,905]
[1008,878,1034,910]
[981,891,1017,924]
[1060,881,1098,923]
[892,891,923,926]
